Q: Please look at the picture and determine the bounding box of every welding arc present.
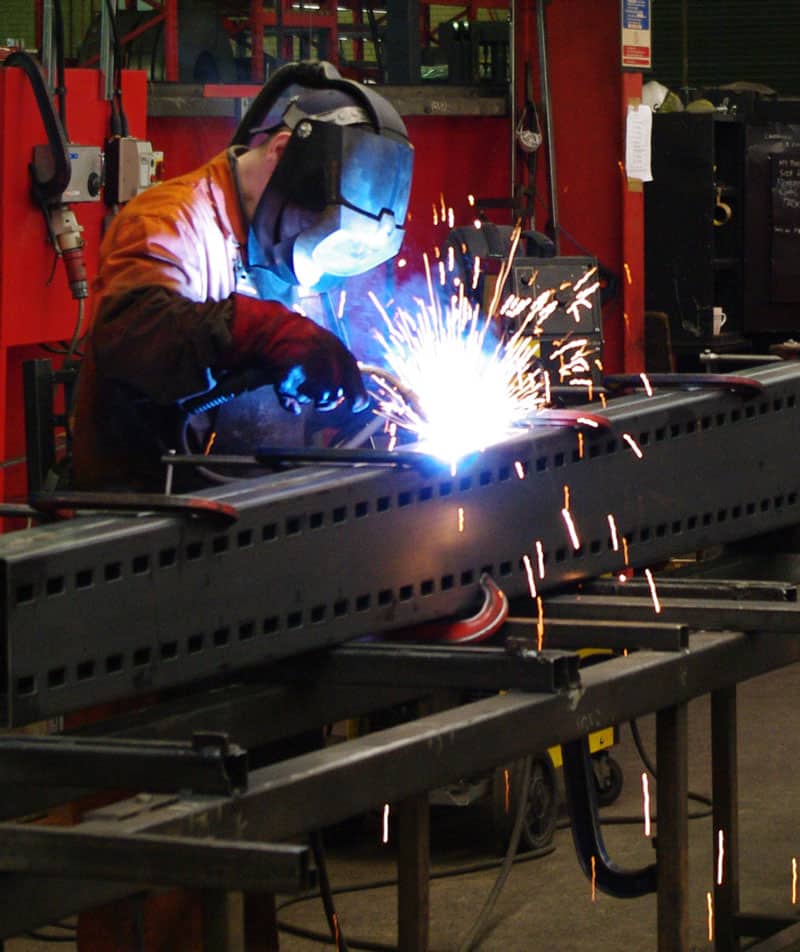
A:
[392,573,508,645]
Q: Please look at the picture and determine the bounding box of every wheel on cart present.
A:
[592,750,624,807]
[491,753,558,853]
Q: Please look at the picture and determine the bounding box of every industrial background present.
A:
[0,2,800,951]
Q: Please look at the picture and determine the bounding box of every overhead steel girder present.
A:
[3,361,800,724]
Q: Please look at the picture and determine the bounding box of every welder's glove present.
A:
[224,295,369,415]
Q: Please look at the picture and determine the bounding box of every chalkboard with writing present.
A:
[770,151,800,302]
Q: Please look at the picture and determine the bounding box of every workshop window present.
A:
[105,653,124,673]
[104,561,122,581]
[160,640,179,660]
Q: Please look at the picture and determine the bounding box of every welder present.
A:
[72,59,414,491]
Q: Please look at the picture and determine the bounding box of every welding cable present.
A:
[456,755,532,952]
[277,839,555,952]
[310,830,351,952]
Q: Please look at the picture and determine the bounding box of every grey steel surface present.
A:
[0,627,797,938]
[4,362,800,723]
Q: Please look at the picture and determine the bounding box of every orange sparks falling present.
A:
[203,430,217,456]
[514,460,526,479]
[600,392,607,408]
[707,892,714,942]
[447,206,455,228]
[578,432,585,459]
[590,856,597,902]
[432,203,439,226]
[438,260,446,286]
[504,768,511,814]
[640,372,653,396]
[645,568,662,614]
[624,262,633,285]
[468,193,476,206]
[440,192,447,220]
[562,508,581,550]
[607,514,619,552]
[622,536,630,565]
[522,554,537,598]
[333,912,342,950]
[537,596,544,651]
[793,858,798,905]
[622,432,644,459]
[457,506,465,533]
[563,484,570,510]
[382,803,390,844]
[716,830,725,886]
[641,772,651,836]
[536,541,545,578]
[471,255,481,290]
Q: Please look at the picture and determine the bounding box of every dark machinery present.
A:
[2,362,800,948]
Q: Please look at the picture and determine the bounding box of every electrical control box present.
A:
[104,136,163,204]
[32,143,103,202]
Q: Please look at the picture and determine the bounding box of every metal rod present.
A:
[712,687,740,952]
[656,703,689,952]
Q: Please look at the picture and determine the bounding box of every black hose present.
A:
[310,830,350,952]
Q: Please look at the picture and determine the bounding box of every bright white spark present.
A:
[514,460,525,479]
[716,829,725,886]
[622,432,644,459]
[642,772,651,836]
[707,892,714,942]
[640,372,653,396]
[337,290,347,320]
[372,296,546,467]
[522,553,537,598]
[535,540,545,578]
[457,506,465,533]
[607,514,620,551]
[382,803,390,844]
[645,568,662,614]
[562,508,581,550]
[793,857,798,905]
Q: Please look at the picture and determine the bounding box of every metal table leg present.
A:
[397,793,430,952]
[657,703,690,952]
[712,686,740,951]
[202,890,245,952]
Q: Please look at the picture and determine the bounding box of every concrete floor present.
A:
[4,662,800,951]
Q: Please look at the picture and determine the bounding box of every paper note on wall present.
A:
[625,104,653,183]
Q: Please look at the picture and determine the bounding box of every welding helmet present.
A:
[232,61,414,292]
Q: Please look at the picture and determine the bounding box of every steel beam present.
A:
[4,362,800,724]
